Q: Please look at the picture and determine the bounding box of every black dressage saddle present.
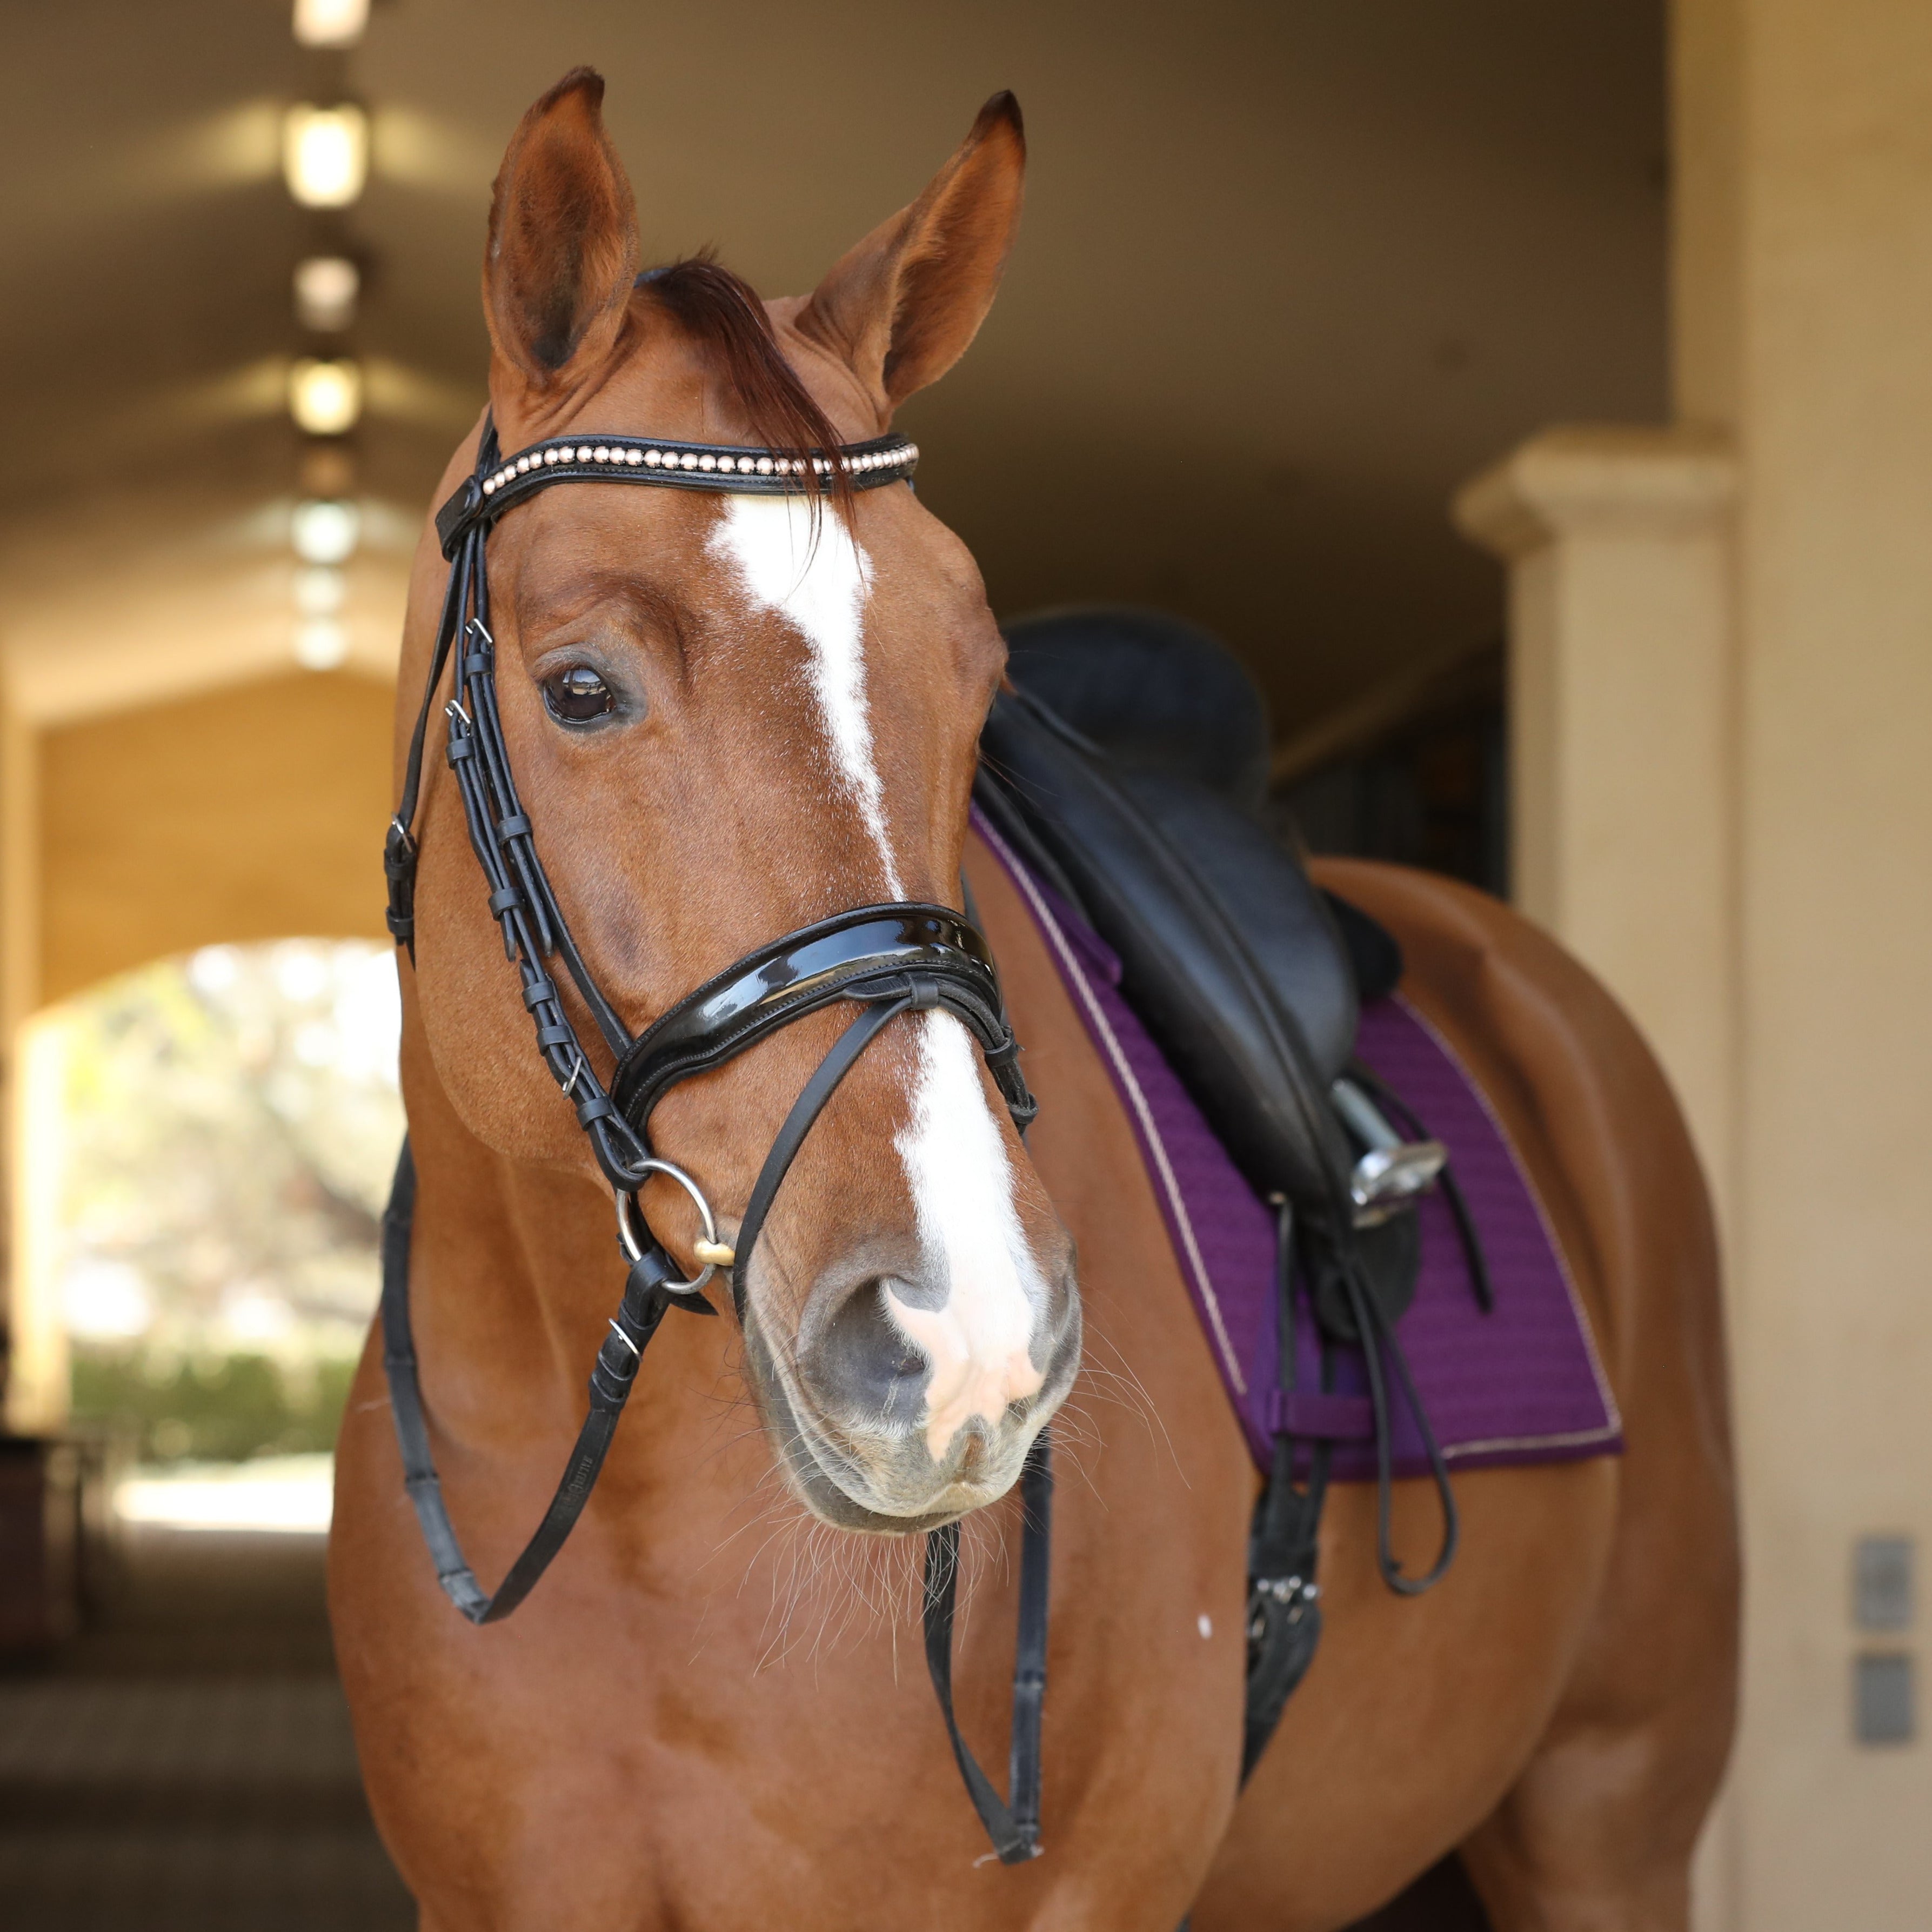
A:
[978,607,1387,1214]
[978,608,1471,1783]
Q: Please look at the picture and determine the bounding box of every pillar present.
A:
[1458,1,1932,1925]
[1453,426,1737,1194]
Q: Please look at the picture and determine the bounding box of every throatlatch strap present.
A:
[922,1432,1054,1864]
[378,1140,678,1624]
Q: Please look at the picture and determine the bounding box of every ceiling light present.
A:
[291,499,360,565]
[289,357,362,435]
[294,618,350,671]
[294,256,359,332]
[294,565,346,616]
[283,103,369,208]
[292,0,369,46]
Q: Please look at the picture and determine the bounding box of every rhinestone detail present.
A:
[469,436,915,517]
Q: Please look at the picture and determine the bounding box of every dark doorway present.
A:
[1273,645,1507,898]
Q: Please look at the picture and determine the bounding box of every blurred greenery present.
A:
[51,940,403,1460]
[71,1348,359,1463]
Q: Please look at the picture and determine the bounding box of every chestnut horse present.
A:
[329,70,1738,1931]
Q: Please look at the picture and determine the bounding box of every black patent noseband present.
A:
[378,416,1052,1864]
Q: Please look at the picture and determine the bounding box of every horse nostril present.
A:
[800,1275,933,1433]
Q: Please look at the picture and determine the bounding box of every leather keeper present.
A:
[589,1339,641,1409]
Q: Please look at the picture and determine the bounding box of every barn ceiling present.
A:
[0,0,1666,740]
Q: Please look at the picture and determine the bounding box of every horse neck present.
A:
[399,1044,673,1463]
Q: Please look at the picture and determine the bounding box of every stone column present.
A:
[1453,426,1737,1197]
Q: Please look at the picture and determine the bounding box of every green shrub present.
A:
[71,1348,359,1463]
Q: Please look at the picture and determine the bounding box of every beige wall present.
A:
[1464,0,1932,1923]
[37,672,393,1003]
[1714,0,1932,1921]
[2,668,395,1429]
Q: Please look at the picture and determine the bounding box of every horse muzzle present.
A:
[741,1258,1081,1532]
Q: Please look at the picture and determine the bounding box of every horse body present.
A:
[329,68,1736,1930]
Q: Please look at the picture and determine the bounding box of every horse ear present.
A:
[798,92,1026,419]
[483,68,640,393]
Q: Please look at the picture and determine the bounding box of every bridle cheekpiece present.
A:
[377,415,1052,1866]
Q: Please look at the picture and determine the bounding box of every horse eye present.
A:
[542,665,614,724]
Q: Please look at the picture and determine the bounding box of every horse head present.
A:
[401,69,1080,1534]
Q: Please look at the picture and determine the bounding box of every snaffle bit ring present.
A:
[614,1157,734,1296]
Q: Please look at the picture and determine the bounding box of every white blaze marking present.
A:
[708,494,900,894]
[709,492,1045,1463]
[890,1019,1047,1461]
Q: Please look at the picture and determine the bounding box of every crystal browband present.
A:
[436,431,919,558]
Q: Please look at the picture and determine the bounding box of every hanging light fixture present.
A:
[292,0,369,47]
[294,565,346,617]
[293,617,350,671]
[286,0,369,673]
[291,499,361,566]
[283,103,369,208]
[294,256,359,332]
[289,357,363,436]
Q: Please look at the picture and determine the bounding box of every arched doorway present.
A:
[6,668,398,1434]
[30,939,400,1535]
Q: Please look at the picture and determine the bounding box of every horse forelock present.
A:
[631,256,859,511]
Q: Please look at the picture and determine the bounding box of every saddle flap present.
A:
[978,684,1357,1208]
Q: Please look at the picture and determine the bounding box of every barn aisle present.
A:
[0,1519,1489,1929]
[0,1520,413,1931]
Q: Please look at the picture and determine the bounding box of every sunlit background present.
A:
[6,0,1930,1925]
[42,940,400,1530]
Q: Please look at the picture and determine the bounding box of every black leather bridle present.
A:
[378,415,1053,1863]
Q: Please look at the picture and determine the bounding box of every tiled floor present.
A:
[0,1520,1486,1930]
[0,1524,415,1932]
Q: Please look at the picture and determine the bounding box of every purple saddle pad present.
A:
[976,809,1622,1482]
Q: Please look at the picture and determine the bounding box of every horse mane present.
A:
[637,255,855,514]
